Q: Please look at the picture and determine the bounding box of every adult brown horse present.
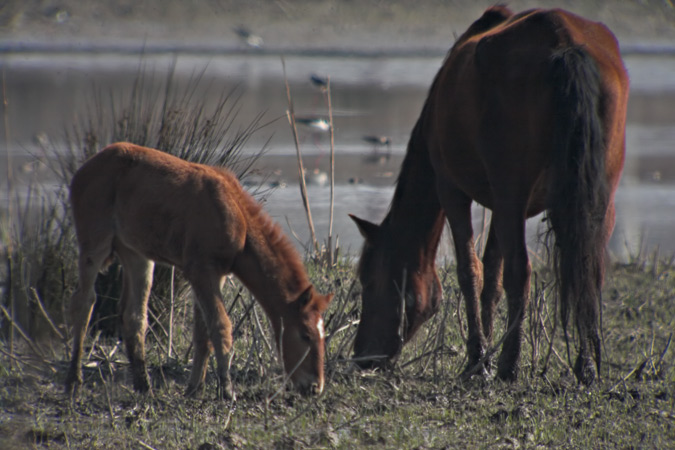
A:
[350,6,629,384]
[65,143,333,398]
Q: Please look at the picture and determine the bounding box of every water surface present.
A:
[1,52,674,260]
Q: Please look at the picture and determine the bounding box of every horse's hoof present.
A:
[184,383,203,398]
[496,362,518,382]
[574,356,596,386]
[460,362,490,381]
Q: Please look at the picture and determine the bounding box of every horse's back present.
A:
[443,7,626,125]
[70,143,248,269]
[426,7,628,212]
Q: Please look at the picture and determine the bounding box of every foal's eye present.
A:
[300,332,311,343]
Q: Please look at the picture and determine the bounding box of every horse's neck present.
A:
[385,118,445,263]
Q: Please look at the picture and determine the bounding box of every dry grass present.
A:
[0,256,673,449]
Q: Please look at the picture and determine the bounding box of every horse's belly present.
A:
[433,143,495,208]
[113,212,184,264]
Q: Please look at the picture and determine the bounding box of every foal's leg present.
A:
[491,207,530,382]
[116,245,155,393]
[185,301,213,396]
[65,247,111,396]
[187,270,234,399]
[440,188,486,377]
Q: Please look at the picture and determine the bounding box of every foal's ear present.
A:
[321,293,334,311]
[295,286,333,312]
[349,214,379,241]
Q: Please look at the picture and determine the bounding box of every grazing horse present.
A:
[65,143,332,397]
[350,6,628,384]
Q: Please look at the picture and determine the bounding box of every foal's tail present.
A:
[547,46,609,384]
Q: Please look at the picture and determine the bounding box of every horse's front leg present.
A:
[188,271,234,400]
[185,302,212,397]
[442,192,487,378]
[117,247,155,394]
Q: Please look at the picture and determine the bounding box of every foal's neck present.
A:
[232,194,310,313]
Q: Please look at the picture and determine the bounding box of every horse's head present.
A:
[278,286,333,395]
[350,214,442,368]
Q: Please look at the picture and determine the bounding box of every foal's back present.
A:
[70,142,248,271]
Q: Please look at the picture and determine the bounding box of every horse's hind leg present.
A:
[116,244,154,394]
[491,207,531,382]
[480,221,504,361]
[65,242,113,396]
[187,270,234,399]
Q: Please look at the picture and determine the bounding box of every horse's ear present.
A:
[296,286,313,309]
[349,214,379,242]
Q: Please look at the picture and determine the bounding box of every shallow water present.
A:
[1,52,674,260]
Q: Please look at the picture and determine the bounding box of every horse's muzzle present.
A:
[353,332,403,370]
[295,376,324,396]
[298,382,323,396]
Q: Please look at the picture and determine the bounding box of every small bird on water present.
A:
[234,26,264,49]
[362,135,391,147]
[295,117,331,132]
[310,74,329,91]
[362,135,392,163]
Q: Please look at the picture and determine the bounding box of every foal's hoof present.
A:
[64,371,82,399]
[218,383,236,402]
[216,375,236,402]
[133,377,152,395]
[64,381,80,399]
[218,377,237,401]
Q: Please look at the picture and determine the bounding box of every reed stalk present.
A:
[2,68,15,367]
[325,77,336,265]
[167,265,175,359]
[281,57,319,254]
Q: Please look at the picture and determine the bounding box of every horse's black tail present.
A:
[547,46,608,384]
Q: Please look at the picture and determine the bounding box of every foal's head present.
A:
[278,286,332,395]
[350,215,442,368]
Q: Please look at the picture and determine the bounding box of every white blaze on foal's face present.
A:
[317,317,325,339]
